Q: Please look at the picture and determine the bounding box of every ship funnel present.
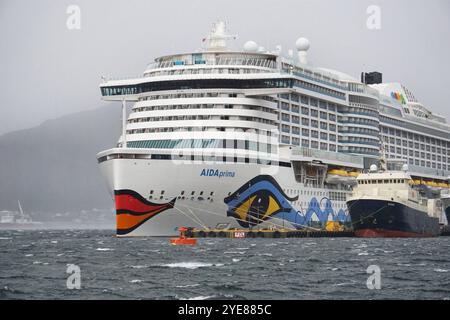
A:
[295,37,310,65]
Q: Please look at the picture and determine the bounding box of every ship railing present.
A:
[347,85,379,97]
[338,140,380,147]
[403,114,450,132]
[339,110,379,118]
[145,57,277,71]
[280,59,348,90]
[407,164,450,178]
[291,147,364,166]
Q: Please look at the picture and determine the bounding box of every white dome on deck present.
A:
[244,40,258,52]
[295,38,310,51]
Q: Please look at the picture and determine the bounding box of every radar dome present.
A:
[402,164,409,172]
[369,164,378,172]
[244,40,258,52]
[295,37,310,51]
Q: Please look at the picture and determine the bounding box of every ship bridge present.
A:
[100,73,295,102]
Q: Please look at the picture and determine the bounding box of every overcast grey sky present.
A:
[0,0,449,135]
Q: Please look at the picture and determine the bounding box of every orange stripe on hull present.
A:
[116,208,166,230]
[114,190,176,235]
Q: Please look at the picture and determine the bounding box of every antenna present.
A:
[18,200,24,216]
[203,21,237,51]
[122,99,127,148]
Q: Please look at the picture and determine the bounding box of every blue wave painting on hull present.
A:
[224,175,349,229]
[272,197,350,227]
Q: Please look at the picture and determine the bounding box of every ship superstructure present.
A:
[97,22,450,236]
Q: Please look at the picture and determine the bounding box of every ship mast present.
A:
[18,200,24,217]
[379,143,388,172]
[203,21,237,51]
[122,99,127,148]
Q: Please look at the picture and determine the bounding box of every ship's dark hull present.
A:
[442,197,450,225]
[348,199,440,238]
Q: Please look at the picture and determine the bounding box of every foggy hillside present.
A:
[0,104,122,213]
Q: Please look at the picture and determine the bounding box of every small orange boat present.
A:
[170,227,197,245]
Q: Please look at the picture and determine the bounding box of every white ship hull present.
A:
[99,148,349,236]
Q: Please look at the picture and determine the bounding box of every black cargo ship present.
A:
[442,196,450,226]
[446,207,450,226]
[348,199,440,237]
[346,162,442,238]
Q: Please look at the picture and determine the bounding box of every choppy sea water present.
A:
[0,230,449,300]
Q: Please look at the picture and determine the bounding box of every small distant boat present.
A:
[170,227,197,245]
[0,201,41,230]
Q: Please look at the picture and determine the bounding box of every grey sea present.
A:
[0,230,449,300]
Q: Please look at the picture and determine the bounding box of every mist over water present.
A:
[1,230,449,300]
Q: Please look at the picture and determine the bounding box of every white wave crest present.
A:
[130,279,143,283]
[161,262,224,269]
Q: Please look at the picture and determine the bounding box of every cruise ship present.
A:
[97,22,450,236]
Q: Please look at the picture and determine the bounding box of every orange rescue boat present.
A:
[170,227,197,245]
